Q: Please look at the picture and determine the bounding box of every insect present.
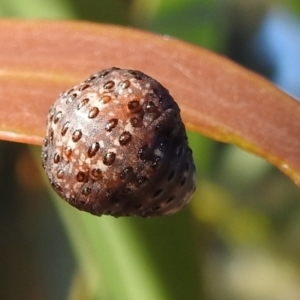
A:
[41,67,196,217]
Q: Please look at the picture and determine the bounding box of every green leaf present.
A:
[50,179,201,299]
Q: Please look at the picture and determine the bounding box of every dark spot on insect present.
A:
[111,196,120,206]
[86,75,98,82]
[61,121,69,136]
[130,117,138,126]
[176,146,183,156]
[76,171,87,183]
[152,89,163,103]
[53,111,62,124]
[67,93,78,104]
[43,138,48,147]
[134,204,142,210]
[122,188,132,194]
[185,163,190,171]
[87,142,100,158]
[180,177,186,187]
[151,205,161,211]
[57,169,64,179]
[49,108,56,121]
[120,166,133,180]
[79,199,86,205]
[106,189,113,197]
[91,168,102,179]
[88,107,99,119]
[68,195,76,202]
[120,80,131,89]
[138,145,149,160]
[99,69,111,78]
[168,170,175,181]
[157,142,164,151]
[80,84,90,91]
[130,117,142,127]
[152,156,161,169]
[127,100,140,110]
[166,195,175,203]
[151,88,158,96]
[104,80,115,89]
[152,189,163,198]
[49,128,54,141]
[105,118,118,132]
[64,146,72,158]
[145,101,156,113]
[72,130,82,142]
[100,95,111,104]
[53,153,61,164]
[77,98,89,110]
[119,131,132,146]
[103,152,116,165]
[177,202,183,208]
[66,88,74,95]
[42,152,48,161]
[165,128,173,136]
[54,182,62,192]
[155,125,161,132]
[128,70,143,80]
[136,176,148,187]
[82,187,92,196]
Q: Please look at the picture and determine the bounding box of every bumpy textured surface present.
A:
[41,67,196,217]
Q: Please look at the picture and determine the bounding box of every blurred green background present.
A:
[1,1,300,299]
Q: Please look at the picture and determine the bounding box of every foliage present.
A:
[0,1,300,300]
